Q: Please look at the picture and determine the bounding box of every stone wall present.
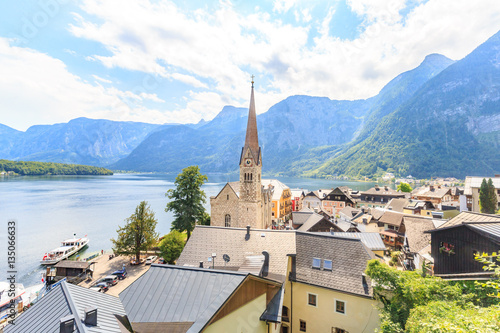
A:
[210,184,240,227]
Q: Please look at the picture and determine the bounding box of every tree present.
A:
[397,182,412,192]
[111,201,159,263]
[166,166,208,240]
[480,178,497,214]
[159,230,185,264]
[198,212,211,226]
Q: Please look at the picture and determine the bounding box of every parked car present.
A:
[99,275,119,286]
[158,257,166,264]
[111,269,127,280]
[130,257,145,265]
[90,282,109,293]
[145,256,158,265]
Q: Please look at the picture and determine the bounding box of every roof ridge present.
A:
[61,281,87,333]
[295,231,363,242]
[152,264,250,276]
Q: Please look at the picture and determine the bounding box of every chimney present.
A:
[261,251,269,277]
[84,307,97,326]
[363,218,367,224]
[287,254,296,281]
[384,186,389,191]
[199,261,203,268]
[495,174,500,178]
[245,225,251,241]
[60,315,75,333]
[375,184,379,189]
[430,185,435,191]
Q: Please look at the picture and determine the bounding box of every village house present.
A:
[302,189,329,211]
[282,232,380,333]
[262,179,292,225]
[120,264,283,333]
[426,211,500,279]
[290,189,306,212]
[356,185,406,208]
[461,175,500,212]
[321,186,356,216]
[411,185,453,210]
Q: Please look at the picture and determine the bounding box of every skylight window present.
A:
[324,259,332,270]
[312,258,321,269]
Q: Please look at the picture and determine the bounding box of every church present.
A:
[210,80,274,229]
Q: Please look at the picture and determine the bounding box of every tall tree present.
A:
[111,201,159,262]
[159,230,185,264]
[480,178,497,214]
[166,166,208,240]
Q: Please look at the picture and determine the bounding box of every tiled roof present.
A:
[6,281,127,333]
[385,198,410,212]
[294,232,374,297]
[379,211,406,227]
[327,232,386,251]
[338,206,360,218]
[352,213,373,225]
[403,216,434,253]
[292,210,314,225]
[361,186,405,197]
[227,181,240,197]
[313,189,332,199]
[177,226,296,281]
[438,211,500,229]
[412,186,451,199]
[120,265,247,333]
[370,208,385,220]
[297,213,339,232]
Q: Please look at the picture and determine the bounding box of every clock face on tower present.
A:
[245,158,252,166]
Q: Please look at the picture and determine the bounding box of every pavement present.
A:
[78,253,151,297]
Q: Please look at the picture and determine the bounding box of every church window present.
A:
[250,173,253,181]
[225,214,231,227]
[227,194,229,200]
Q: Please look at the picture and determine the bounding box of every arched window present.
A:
[250,173,253,181]
[225,214,231,227]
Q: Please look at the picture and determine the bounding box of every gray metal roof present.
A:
[326,232,386,251]
[438,211,500,229]
[466,223,500,243]
[119,265,247,333]
[5,281,127,333]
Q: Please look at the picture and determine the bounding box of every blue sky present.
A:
[1,0,500,131]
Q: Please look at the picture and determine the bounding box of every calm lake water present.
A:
[0,173,378,287]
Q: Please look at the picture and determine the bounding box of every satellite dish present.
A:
[223,254,230,263]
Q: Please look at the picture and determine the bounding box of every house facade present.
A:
[462,176,500,212]
[290,189,305,212]
[321,187,356,216]
[356,185,406,208]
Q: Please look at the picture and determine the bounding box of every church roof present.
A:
[243,84,260,162]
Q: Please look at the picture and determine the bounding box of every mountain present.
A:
[111,98,374,173]
[313,31,500,178]
[2,118,160,166]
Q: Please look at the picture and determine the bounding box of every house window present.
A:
[308,293,317,307]
[282,306,289,322]
[312,258,321,269]
[336,300,345,314]
[300,320,306,332]
[333,329,348,333]
[324,259,332,270]
[225,214,231,227]
[227,194,229,200]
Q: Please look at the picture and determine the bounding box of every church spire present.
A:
[244,76,260,160]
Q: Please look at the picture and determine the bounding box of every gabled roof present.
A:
[55,260,92,269]
[294,232,374,297]
[412,186,451,199]
[385,198,410,212]
[292,210,314,225]
[438,211,500,229]
[338,206,361,218]
[352,214,373,225]
[361,186,405,197]
[120,265,248,333]
[297,213,338,232]
[427,221,500,245]
[290,189,305,198]
[370,208,385,220]
[327,232,386,251]
[260,285,284,323]
[312,189,331,199]
[324,187,356,203]
[403,216,435,253]
[213,182,240,199]
[177,226,296,281]
[379,211,406,227]
[6,281,128,333]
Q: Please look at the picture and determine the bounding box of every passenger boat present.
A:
[40,235,89,265]
[0,282,44,328]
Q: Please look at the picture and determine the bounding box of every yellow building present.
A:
[281,232,380,333]
[261,179,292,225]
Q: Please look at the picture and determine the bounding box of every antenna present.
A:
[223,254,230,267]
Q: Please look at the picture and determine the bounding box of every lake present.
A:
[0,173,379,287]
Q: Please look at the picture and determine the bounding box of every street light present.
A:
[211,253,216,269]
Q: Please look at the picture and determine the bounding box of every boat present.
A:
[40,235,90,265]
[0,282,44,328]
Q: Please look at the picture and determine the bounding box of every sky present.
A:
[1,0,500,131]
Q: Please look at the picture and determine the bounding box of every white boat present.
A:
[40,235,90,265]
[0,282,44,328]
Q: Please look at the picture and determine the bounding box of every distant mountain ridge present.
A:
[2,30,500,178]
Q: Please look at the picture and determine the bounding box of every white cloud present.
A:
[92,74,112,83]
[0,38,172,130]
[273,0,297,14]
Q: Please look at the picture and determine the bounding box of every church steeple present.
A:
[243,77,260,164]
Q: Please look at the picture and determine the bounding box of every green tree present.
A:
[396,182,412,192]
[158,230,185,264]
[480,178,497,214]
[198,212,211,226]
[111,201,159,263]
[166,166,208,240]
